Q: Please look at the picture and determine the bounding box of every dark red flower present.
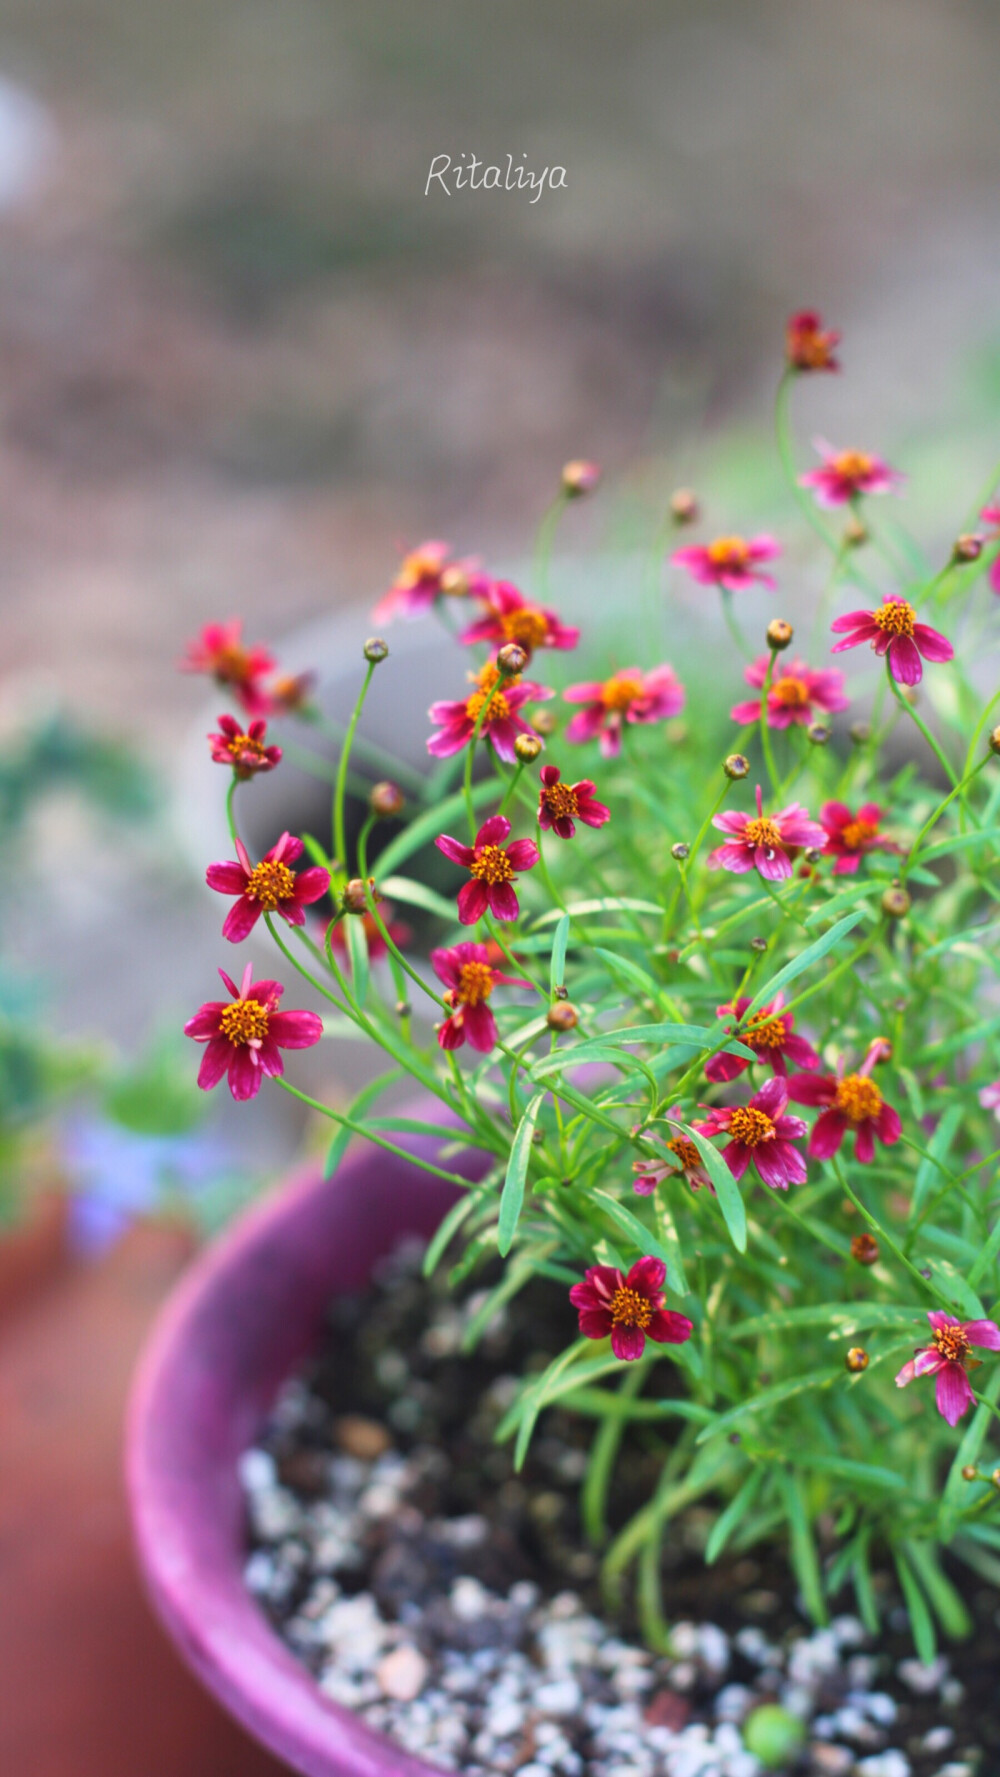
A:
[785,310,841,373]
[633,1136,713,1196]
[569,1256,693,1362]
[435,814,539,925]
[208,714,282,778]
[428,662,552,765]
[206,832,329,942]
[459,581,580,659]
[693,1077,808,1191]
[705,994,820,1083]
[180,620,275,714]
[830,597,953,687]
[430,941,531,1053]
[788,1048,901,1164]
[819,801,898,875]
[537,764,610,839]
[184,962,323,1102]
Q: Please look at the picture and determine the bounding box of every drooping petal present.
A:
[206,860,250,893]
[755,843,793,881]
[912,622,954,663]
[505,839,540,872]
[753,1145,794,1190]
[808,1108,847,1159]
[965,1320,1000,1350]
[888,634,923,686]
[646,1308,694,1345]
[853,1122,876,1165]
[874,1103,902,1146]
[435,834,476,868]
[268,1009,324,1048]
[935,1361,975,1427]
[487,880,520,923]
[228,1045,265,1101]
[196,1037,232,1090]
[610,1324,647,1362]
[457,879,488,924]
[721,1140,750,1180]
[221,896,263,943]
[462,1001,498,1053]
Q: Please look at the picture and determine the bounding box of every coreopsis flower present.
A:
[430,942,531,1053]
[671,534,780,593]
[788,1048,901,1163]
[326,906,412,962]
[896,1311,1000,1427]
[705,994,820,1084]
[262,671,317,717]
[693,1077,808,1190]
[180,619,275,714]
[184,962,323,1102]
[730,655,848,730]
[428,661,552,764]
[785,309,841,373]
[569,1256,693,1362]
[564,665,685,759]
[979,1080,1000,1120]
[435,814,539,924]
[981,501,1000,594]
[799,441,903,508]
[830,596,953,686]
[208,714,282,779]
[709,783,825,882]
[537,764,610,839]
[820,800,898,875]
[374,541,488,622]
[459,581,580,658]
[633,1136,712,1196]
[206,833,330,942]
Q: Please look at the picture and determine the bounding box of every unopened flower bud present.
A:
[750,936,768,953]
[952,532,983,564]
[547,1001,579,1032]
[511,733,541,764]
[766,618,794,652]
[807,722,830,746]
[989,725,1000,757]
[844,516,868,548]
[532,708,557,736]
[369,780,405,819]
[962,1465,979,1481]
[343,876,379,914]
[440,564,470,597]
[867,1036,892,1065]
[561,459,601,498]
[395,1000,412,1018]
[496,642,527,677]
[850,721,872,745]
[670,487,699,525]
[991,1468,1000,1489]
[851,1233,879,1266]
[363,636,389,664]
[803,847,824,866]
[845,1347,869,1373]
[724,753,750,780]
[671,842,690,861]
[881,882,911,919]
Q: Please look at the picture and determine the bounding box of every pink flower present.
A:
[569,1256,693,1362]
[819,801,898,875]
[458,581,580,659]
[633,1136,713,1196]
[326,906,412,962]
[979,1080,1000,1120]
[206,833,330,942]
[709,783,825,882]
[262,672,317,717]
[180,620,275,714]
[208,713,283,779]
[799,440,903,508]
[184,962,323,1102]
[374,541,489,623]
[830,596,953,686]
[428,662,552,765]
[435,814,539,924]
[564,665,685,759]
[671,534,781,593]
[787,1047,901,1164]
[693,1077,808,1191]
[896,1311,1000,1427]
[981,502,1000,596]
[537,764,610,839]
[786,310,841,373]
[730,655,848,730]
[705,994,820,1084]
[431,942,531,1053]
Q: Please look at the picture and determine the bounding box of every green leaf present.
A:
[590,1189,688,1296]
[727,1301,924,1341]
[706,1467,763,1564]
[322,1068,404,1179]
[918,1256,984,1321]
[695,1368,834,1443]
[893,1546,937,1665]
[378,875,458,922]
[778,1468,827,1624]
[345,914,370,1006]
[422,1191,479,1277]
[804,880,884,928]
[498,1090,546,1256]
[744,911,865,1016]
[531,1023,756,1070]
[550,913,571,993]
[300,830,334,872]
[911,1101,964,1216]
[592,947,666,1000]
[374,780,498,878]
[792,1453,906,1493]
[531,897,664,928]
[902,1540,973,1639]
[674,1119,747,1254]
[967,1217,1000,1289]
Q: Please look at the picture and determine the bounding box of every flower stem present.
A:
[886,670,960,792]
[333,662,376,868]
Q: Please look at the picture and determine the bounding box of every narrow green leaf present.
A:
[498,1089,546,1256]
[706,1467,762,1564]
[804,880,883,927]
[744,911,865,1016]
[778,1468,827,1624]
[894,1547,937,1665]
[550,913,571,993]
[300,830,333,871]
[911,1102,964,1216]
[379,874,458,922]
[422,1192,478,1277]
[727,1301,924,1340]
[675,1120,746,1254]
[902,1540,973,1640]
[531,897,664,928]
[531,1023,756,1069]
[374,779,497,877]
[345,914,370,1006]
[695,1368,834,1443]
[322,1068,404,1179]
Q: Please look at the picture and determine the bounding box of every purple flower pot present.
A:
[126,1123,493,1777]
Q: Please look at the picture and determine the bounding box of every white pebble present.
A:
[238,1448,277,1491]
[920,1727,955,1754]
[714,1684,754,1723]
[534,1679,582,1715]
[451,1575,494,1619]
[376,1644,429,1702]
[897,1655,948,1694]
[856,1754,910,1777]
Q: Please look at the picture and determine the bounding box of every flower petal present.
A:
[935,1361,974,1427]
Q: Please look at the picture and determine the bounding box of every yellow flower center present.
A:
[456,960,495,1006]
[440,565,469,597]
[706,535,750,569]
[840,818,879,851]
[933,1323,970,1363]
[501,606,550,650]
[771,675,811,708]
[743,816,783,850]
[543,781,580,821]
[470,844,514,886]
[465,662,512,725]
[728,1105,776,1149]
[872,599,915,638]
[399,548,442,589]
[746,1012,787,1050]
[245,859,295,910]
[219,998,270,1047]
[832,450,874,480]
[226,731,267,763]
[601,674,644,711]
[610,1285,653,1330]
[213,644,254,683]
[833,1073,883,1123]
[667,1137,701,1170]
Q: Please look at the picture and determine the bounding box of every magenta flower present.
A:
[458,581,580,659]
[830,596,953,687]
[180,619,275,714]
[537,764,610,839]
[693,1077,808,1191]
[786,310,840,373]
[633,1136,713,1196]
[820,800,898,875]
[435,814,539,924]
[206,833,330,943]
[705,994,820,1085]
[896,1311,1000,1427]
[184,962,323,1102]
[564,665,685,759]
[730,655,848,730]
[788,1047,902,1164]
[671,534,780,593]
[374,541,489,623]
[981,502,1000,595]
[431,942,531,1053]
[569,1256,693,1362]
[799,441,903,508]
[208,713,283,779]
[709,784,825,882]
[428,662,552,765]
[262,671,317,718]
[979,1080,1000,1121]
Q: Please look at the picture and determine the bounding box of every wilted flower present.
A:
[564,665,685,759]
[206,833,329,942]
[428,661,552,764]
[671,534,781,593]
[799,441,903,508]
[458,581,580,658]
[431,942,531,1053]
[709,783,825,881]
[896,1311,1000,1427]
[705,993,820,1084]
[830,596,953,686]
[435,814,539,924]
[785,310,841,373]
[693,1077,808,1190]
[730,655,849,730]
[820,800,898,874]
[180,620,275,714]
[569,1256,693,1362]
[537,764,610,839]
[633,1135,713,1196]
[788,1047,902,1163]
[184,962,322,1102]
[208,714,282,779]
[374,541,489,623]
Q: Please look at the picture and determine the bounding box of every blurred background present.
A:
[1,2,999,1772]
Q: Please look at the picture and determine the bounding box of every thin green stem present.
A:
[887,671,960,792]
[333,662,376,868]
